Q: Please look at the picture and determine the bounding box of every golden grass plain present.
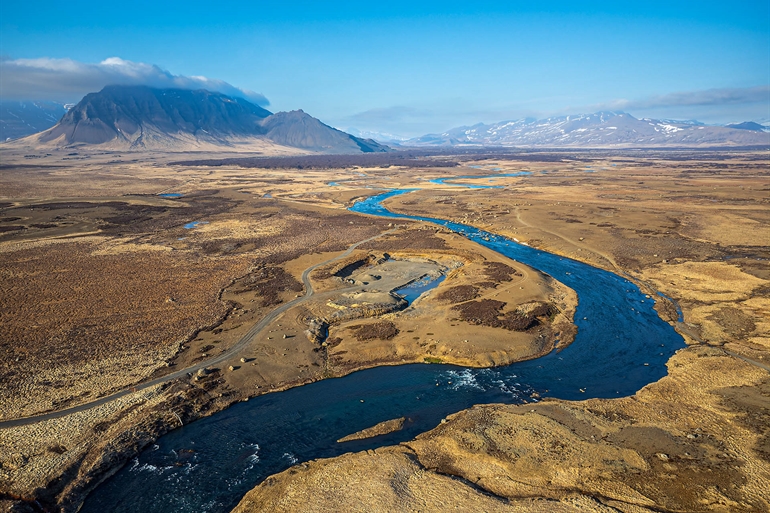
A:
[230,151,770,513]
[0,146,575,511]
[0,147,767,512]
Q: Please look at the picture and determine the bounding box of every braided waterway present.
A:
[82,189,684,513]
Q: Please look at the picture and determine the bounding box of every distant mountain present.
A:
[12,85,388,153]
[345,128,410,144]
[0,101,69,141]
[260,110,389,153]
[725,121,769,132]
[408,112,770,147]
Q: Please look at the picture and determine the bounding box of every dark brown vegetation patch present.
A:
[169,148,646,170]
[452,299,504,324]
[30,201,110,210]
[435,285,479,303]
[103,196,232,234]
[350,321,400,341]
[452,299,537,331]
[171,151,459,170]
[526,302,556,318]
[483,261,521,282]
[47,444,67,454]
[326,337,343,348]
[230,264,303,306]
[0,225,26,232]
[7,192,244,237]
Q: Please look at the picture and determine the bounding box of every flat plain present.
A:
[0,147,768,513]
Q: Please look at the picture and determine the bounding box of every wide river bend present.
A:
[82,190,684,513]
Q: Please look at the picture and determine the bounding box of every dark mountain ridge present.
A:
[40,86,273,146]
[26,85,388,153]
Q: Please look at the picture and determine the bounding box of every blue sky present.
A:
[2,1,769,135]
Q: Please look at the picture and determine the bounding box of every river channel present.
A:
[82,189,685,513]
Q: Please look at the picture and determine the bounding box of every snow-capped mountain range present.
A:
[408,112,769,147]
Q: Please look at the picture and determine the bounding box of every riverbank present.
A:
[77,185,683,512]
[380,157,769,361]
[3,149,765,512]
[1,202,574,512]
[233,344,770,513]
[230,153,770,513]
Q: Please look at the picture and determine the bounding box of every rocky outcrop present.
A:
[327,299,408,325]
[304,318,329,344]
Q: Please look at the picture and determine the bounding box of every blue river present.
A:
[429,171,531,188]
[82,190,684,513]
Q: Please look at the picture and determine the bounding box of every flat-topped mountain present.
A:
[409,111,770,147]
[21,85,388,153]
[39,86,272,146]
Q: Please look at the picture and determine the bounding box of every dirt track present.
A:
[0,229,395,430]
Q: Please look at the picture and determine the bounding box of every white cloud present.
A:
[0,56,269,106]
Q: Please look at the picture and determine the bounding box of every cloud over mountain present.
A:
[0,57,269,106]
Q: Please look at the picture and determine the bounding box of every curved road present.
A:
[0,229,396,430]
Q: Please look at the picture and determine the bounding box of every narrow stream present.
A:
[429,170,531,188]
[82,189,684,513]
